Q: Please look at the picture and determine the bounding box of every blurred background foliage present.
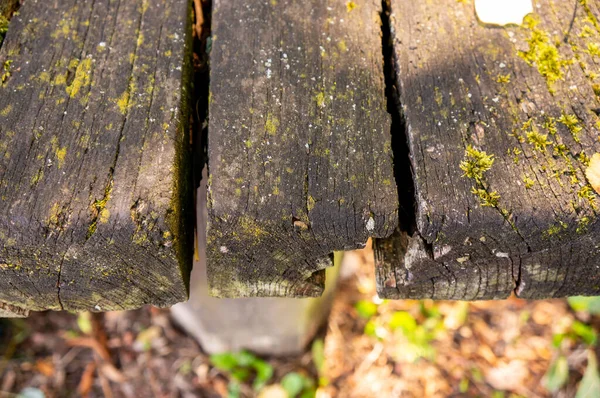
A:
[3,250,600,397]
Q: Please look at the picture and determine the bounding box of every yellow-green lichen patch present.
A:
[523,176,535,189]
[48,203,61,225]
[558,113,583,143]
[586,42,600,57]
[496,73,511,83]
[0,104,12,117]
[470,187,500,207]
[38,71,51,83]
[578,185,598,210]
[265,113,279,135]
[55,147,67,168]
[237,216,268,241]
[577,216,591,234]
[526,130,551,152]
[87,180,113,239]
[307,195,316,212]
[315,91,327,108]
[99,208,110,224]
[117,89,131,115]
[346,1,357,12]
[31,168,44,186]
[543,220,568,239]
[1,60,12,84]
[459,145,495,182]
[65,58,92,98]
[518,15,571,89]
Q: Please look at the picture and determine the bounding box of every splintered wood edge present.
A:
[0,301,29,318]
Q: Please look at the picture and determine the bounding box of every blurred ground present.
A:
[1,245,600,398]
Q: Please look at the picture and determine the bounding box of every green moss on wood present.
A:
[558,113,583,143]
[518,15,571,90]
[87,180,113,239]
[459,145,494,182]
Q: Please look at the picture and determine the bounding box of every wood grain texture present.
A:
[0,0,193,311]
[377,0,600,300]
[207,0,398,297]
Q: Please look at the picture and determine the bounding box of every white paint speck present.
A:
[220,246,229,253]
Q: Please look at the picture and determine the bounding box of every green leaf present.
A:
[389,311,417,333]
[234,350,259,367]
[228,381,241,398]
[552,333,566,349]
[459,378,469,393]
[572,321,597,346]
[364,319,377,338]
[568,296,600,315]
[77,312,93,335]
[210,353,239,372]
[311,339,325,376]
[252,360,274,391]
[419,301,441,319]
[231,367,251,382]
[300,388,317,398]
[281,372,306,397]
[471,367,484,383]
[354,300,378,319]
[576,351,600,398]
[544,355,569,393]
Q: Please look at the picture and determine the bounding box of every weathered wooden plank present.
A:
[0,0,193,312]
[207,0,398,297]
[376,0,600,300]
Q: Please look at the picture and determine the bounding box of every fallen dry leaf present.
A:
[485,360,528,391]
[35,358,54,378]
[586,153,600,195]
[257,385,287,398]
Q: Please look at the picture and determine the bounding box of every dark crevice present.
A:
[380,0,419,238]
[190,0,211,274]
[192,0,211,192]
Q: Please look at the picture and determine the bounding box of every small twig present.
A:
[355,342,384,375]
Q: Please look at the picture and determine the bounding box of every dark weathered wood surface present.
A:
[376,0,600,300]
[0,0,193,312]
[207,0,398,297]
